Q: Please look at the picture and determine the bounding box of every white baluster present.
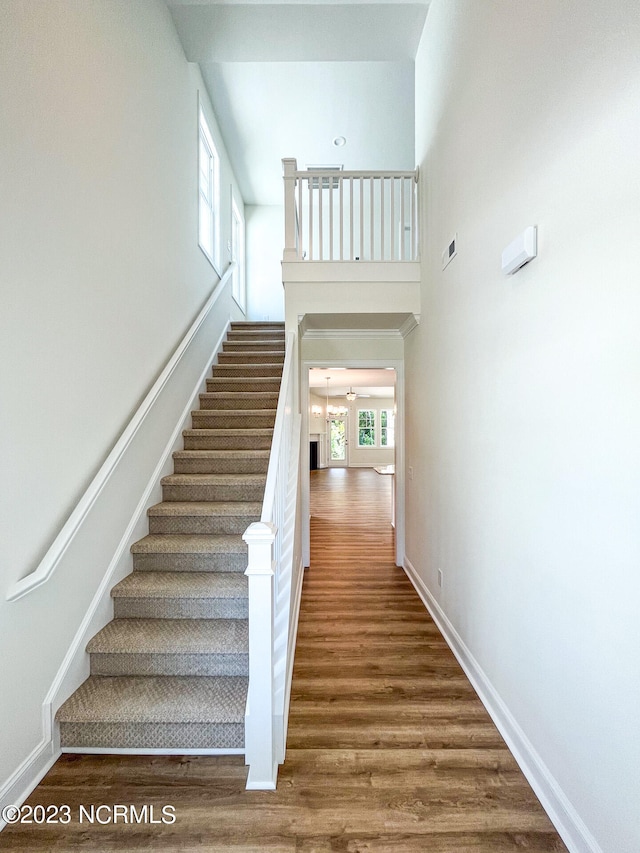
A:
[349,177,354,260]
[308,178,314,261]
[412,170,419,260]
[318,178,324,260]
[370,176,374,261]
[329,177,334,261]
[380,177,385,261]
[391,177,395,260]
[282,158,298,262]
[297,175,303,260]
[359,178,364,260]
[339,177,344,261]
[400,177,406,261]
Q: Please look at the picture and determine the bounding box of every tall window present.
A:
[231,193,246,311]
[358,410,375,446]
[198,106,220,270]
[381,409,395,447]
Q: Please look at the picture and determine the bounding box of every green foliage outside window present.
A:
[358,410,375,446]
[381,409,395,447]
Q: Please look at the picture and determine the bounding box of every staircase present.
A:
[56,322,285,752]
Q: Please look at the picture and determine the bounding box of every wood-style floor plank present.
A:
[0,468,568,852]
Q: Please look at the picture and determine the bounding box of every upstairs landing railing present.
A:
[283,157,419,263]
[243,331,301,789]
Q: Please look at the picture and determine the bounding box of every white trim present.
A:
[278,557,305,762]
[399,313,420,337]
[0,734,58,831]
[402,556,604,853]
[302,328,406,340]
[6,264,236,603]
[62,748,244,756]
[44,317,232,733]
[282,260,421,283]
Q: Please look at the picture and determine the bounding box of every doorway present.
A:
[328,415,348,467]
[303,361,405,568]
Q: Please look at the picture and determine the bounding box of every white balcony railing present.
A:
[283,158,419,263]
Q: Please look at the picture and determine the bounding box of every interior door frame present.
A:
[301,358,405,568]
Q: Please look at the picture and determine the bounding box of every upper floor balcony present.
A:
[281,158,421,331]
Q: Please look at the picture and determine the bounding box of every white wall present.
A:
[406,2,640,852]
[245,205,285,321]
[346,398,395,468]
[0,0,243,802]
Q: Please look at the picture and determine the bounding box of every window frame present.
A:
[380,408,395,448]
[230,190,246,312]
[357,409,376,447]
[198,104,220,273]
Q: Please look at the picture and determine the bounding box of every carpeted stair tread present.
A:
[218,350,284,356]
[206,378,282,392]
[199,392,280,408]
[173,449,270,460]
[182,427,273,446]
[57,676,247,724]
[130,534,245,555]
[218,352,284,364]
[161,473,267,487]
[87,618,248,655]
[211,363,283,376]
[172,449,270,473]
[230,320,284,327]
[112,572,247,600]
[192,407,277,416]
[148,500,262,518]
[223,338,285,346]
[183,427,273,437]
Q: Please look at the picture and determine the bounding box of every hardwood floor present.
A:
[0,468,568,852]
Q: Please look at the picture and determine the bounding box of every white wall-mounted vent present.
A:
[502,225,537,275]
[306,164,344,190]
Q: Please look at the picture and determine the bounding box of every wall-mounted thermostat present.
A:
[502,225,537,275]
[442,234,457,270]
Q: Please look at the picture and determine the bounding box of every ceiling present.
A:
[166,1,429,205]
[309,367,396,400]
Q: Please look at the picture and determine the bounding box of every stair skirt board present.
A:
[55,322,285,754]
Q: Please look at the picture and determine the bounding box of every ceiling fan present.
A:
[345,387,370,401]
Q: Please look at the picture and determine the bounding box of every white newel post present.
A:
[282,158,298,262]
[243,521,278,790]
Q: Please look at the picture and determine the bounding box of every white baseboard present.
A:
[403,556,603,853]
[0,736,58,832]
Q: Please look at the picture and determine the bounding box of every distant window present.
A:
[381,409,395,447]
[198,107,220,270]
[231,193,246,311]
[358,410,375,446]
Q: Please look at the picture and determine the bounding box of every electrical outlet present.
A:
[408,466,414,481]
[437,568,443,588]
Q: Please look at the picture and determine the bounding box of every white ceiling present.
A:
[309,367,396,400]
[166,1,429,205]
